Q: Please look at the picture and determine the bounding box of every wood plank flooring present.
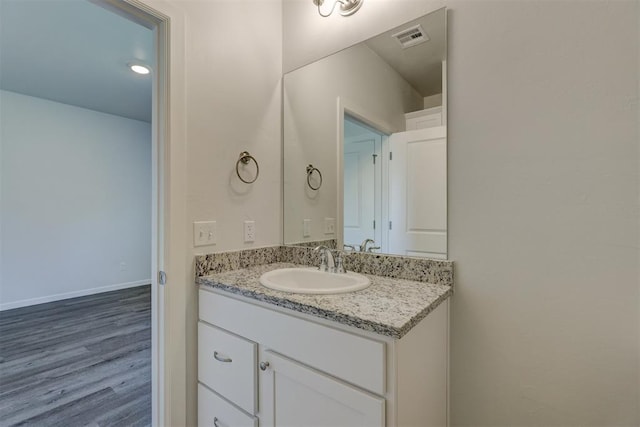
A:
[0,286,151,427]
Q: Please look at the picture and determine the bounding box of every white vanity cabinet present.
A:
[198,288,449,427]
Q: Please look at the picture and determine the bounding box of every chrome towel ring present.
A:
[236,151,259,184]
[306,164,322,190]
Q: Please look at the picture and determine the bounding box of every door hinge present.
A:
[389,152,393,160]
[158,270,167,285]
[373,154,377,164]
[389,221,393,230]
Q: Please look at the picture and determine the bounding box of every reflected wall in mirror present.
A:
[283,7,447,259]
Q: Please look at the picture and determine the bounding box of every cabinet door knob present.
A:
[259,361,270,371]
[213,351,232,363]
[213,416,221,427]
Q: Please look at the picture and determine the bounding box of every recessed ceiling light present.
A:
[128,62,150,75]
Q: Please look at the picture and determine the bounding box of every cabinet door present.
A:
[259,350,384,427]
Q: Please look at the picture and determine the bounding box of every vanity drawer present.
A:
[200,290,386,396]
[198,322,257,414]
[198,384,257,427]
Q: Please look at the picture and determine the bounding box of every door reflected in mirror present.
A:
[283,7,447,259]
[343,115,385,253]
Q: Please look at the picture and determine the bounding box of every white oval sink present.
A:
[259,268,371,294]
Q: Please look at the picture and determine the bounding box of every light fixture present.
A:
[128,62,151,75]
[313,0,363,17]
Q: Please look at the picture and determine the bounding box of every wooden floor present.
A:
[0,286,151,427]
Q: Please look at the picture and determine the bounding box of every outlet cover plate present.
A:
[244,220,255,242]
[324,217,336,235]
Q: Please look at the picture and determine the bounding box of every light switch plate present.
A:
[194,221,217,247]
[303,219,311,237]
[324,217,336,235]
[244,220,255,242]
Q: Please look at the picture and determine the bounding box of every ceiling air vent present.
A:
[391,24,429,49]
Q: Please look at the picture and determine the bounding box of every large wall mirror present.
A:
[283,7,447,259]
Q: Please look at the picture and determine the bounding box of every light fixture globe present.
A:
[313,0,363,17]
[338,0,362,16]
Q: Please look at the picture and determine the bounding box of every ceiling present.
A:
[365,8,446,97]
[0,0,153,123]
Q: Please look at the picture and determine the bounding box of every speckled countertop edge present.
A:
[197,262,452,339]
[195,245,454,287]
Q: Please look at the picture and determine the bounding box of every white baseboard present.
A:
[0,280,151,311]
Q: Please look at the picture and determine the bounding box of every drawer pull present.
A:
[213,351,232,363]
[260,361,270,371]
[213,416,221,427]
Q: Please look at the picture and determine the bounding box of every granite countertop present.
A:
[197,262,452,339]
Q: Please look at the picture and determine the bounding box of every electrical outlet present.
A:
[303,219,311,237]
[194,221,217,247]
[244,220,256,242]
[324,217,336,235]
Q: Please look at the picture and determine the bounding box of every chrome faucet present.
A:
[314,245,334,272]
[343,244,357,252]
[314,246,346,273]
[359,238,375,252]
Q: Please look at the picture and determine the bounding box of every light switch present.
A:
[194,221,217,247]
[303,219,311,237]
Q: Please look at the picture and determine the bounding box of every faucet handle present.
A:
[333,250,347,273]
[318,251,329,272]
[367,246,381,253]
[314,245,330,272]
[359,238,375,252]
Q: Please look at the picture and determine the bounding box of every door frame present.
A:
[90,1,180,425]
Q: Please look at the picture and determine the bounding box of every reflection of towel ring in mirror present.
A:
[306,164,322,190]
[236,151,259,184]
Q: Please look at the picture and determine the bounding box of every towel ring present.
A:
[236,151,259,184]
[306,164,322,190]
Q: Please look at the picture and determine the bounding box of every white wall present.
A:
[0,90,151,310]
[284,0,640,425]
[185,1,282,254]
[283,43,422,244]
[447,1,638,424]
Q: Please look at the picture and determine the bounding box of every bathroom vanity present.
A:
[197,262,451,427]
[196,4,452,424]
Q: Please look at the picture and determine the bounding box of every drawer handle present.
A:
[213,351,232,363]
[260,361,270,371]
[213,416,221,427]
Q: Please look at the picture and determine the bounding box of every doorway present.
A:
[0,0,168,424]
[342,114,386,252]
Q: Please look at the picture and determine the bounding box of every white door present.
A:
[388,126,447,258]
[343,120,382,250]
[259,350,385,427]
